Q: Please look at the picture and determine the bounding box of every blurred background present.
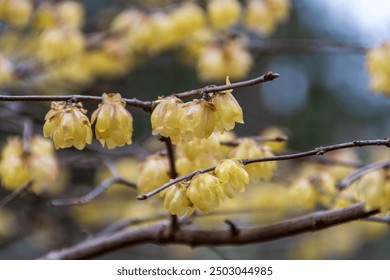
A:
[1,0,390,260]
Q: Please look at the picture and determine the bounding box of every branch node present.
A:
[224,219,239,236]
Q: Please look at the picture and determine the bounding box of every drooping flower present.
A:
[186,173,225,213]
[43,101,92,150]
[214,159,249,198]
[207,0,242,28]
[212,77,244,132]
[180,99,218,141]
[91,93,133,149]
[151,96,184,142]
[162,181,195,216]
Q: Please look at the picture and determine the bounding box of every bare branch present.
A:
[173,72,279,100]
[0,181,33,209]
[336,159,390,190]
[37,203,378,260]
[0,72,280,112]
[220,135,288,147]
[51,177,137,206]
[137,138,390,200]
[0,95,153,112]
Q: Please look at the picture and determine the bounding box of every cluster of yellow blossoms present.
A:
[43,93,133,150]
[162,159,250,216]
[151,77,243,143]
[0,135,60,194]
[136,132,278,215]
[0,0,291,93]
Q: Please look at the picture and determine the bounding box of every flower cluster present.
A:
[0,0,291,93]
[162,159,250,216]
[151,78,243,143]
[43,93,133,150]
[230,138,277,182]
[0,136,60,195]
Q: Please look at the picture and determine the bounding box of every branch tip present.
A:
[137,194,147,200]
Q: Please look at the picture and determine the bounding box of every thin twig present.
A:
[0,73,280,112]
[38,203,378,260]
[220,135,288,147]
[364,216,390,225]
[336,159,390,190]
[0,181,33,208]
[50,177,137,206]
[137,139,390,200]
[160,137,178,179]
[173,72,279,99]
[160,136,179,232]
[0,95,153,112]
[94,213,169,237]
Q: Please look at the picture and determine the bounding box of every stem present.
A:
[137,138,390,200]
[0,73,279,112]
[173,72,279,100]
[51,177,136,206]
[0,181,33,208]
[336,159,390,190]
[38,203,377,260]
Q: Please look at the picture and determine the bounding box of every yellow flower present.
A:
[207,0,242,28]
[180,99,218,141]
[36,26,85,62]
[0,0,32,28]
[162,182,194,216]
[57,1,85,28]
[367,42,390,94]
[170,2,205,39]
[151,96,184,142]
[267,0,290,21]
[214,159,249,198]
[91,93,133,149]
[177,132,221,160]
[260,126,287,152]
[137,154,170,194]
[197,39,253,81]
[186,173,225,213]
[0,136,60,194]
[230,138,277,182]
[354,170,390,212]
[245,0,277,35]
[212,77,244,132]
[289,177,319,210]
[43,101,92,150]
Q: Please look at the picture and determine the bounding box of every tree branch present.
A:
[173,72,279,99]
[50,177,136,206]
[0,181,33,209]
[0,72,279,112]
[336,159,390,190]
[137,138,390,200]
[38,203,378,260]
